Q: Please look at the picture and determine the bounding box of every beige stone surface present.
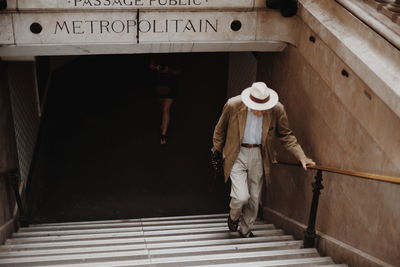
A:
[299,0,400,119]
[296,19,400,177]
[258,45,400,266]
[13,12,137,44]
[12,11,257,44]
[256,10,300,45]
[0,14,14,45]
[4,0,16,10]
[0,41,287,57]
[339,0,400,44]
[139,12,256,42]
[254,0,266,9]
[0,10,296,55]
[16,0,254,10]
[10,10,300,45]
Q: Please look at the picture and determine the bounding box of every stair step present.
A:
[1,233,294,251]
[0,213,345,267]
[7,227,283,244]
[13,223,275,238]
[40,257,338,267]
[148,249,320,265]
[0,248,319,266]
[30,213,228,227]
[0,240,303,258]
[26,257,339,267]
[21,217,232,232]
[185,257,338,267]
[315,265,348,267]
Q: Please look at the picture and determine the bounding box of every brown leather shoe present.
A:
[227,216,239,232]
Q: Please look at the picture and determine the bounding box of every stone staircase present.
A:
[0,214,346,266]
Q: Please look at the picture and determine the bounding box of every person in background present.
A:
[211,81,315,237]
[149,54,181,145]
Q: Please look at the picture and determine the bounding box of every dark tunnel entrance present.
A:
[29,53,231,223]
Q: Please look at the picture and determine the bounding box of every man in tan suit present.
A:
[212,82,315,237]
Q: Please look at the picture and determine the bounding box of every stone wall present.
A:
[257,46,400,266]
[255,1,400,265]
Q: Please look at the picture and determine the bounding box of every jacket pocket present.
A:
[264,140,277,164]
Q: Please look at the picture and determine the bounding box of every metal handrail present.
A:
[275,161,400,184]
[0,168,27,226]
[273,161,399,248]
[0,167,18,178]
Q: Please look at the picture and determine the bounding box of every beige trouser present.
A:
[229,146,264,235]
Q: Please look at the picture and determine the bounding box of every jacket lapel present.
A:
[261,111,272,147]
[237,104,248,142]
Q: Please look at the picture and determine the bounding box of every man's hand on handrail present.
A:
[275,160,400,183]
[300,157,316,170]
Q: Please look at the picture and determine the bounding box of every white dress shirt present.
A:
[242,109,263,145]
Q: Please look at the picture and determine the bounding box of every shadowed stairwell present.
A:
[29,53,230,223]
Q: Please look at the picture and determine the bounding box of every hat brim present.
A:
[241,87,279,110]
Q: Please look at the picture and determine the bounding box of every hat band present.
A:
[250,94,270,104]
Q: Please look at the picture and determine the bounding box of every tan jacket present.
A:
[212,95,307,184]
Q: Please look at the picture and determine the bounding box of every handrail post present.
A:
[8,171,29,227]
[304,169,324,248]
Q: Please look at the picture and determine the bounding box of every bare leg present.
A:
[159,98,173,144]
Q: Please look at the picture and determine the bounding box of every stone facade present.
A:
[0,1,399,266]
[255,2,400,263]
[0,2,295,56]
[259,47,399,266]
[14,0,254,10]
[254,2,400,266]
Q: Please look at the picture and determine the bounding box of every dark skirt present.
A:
[155,72,178,99]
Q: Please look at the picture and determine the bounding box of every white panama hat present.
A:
[241,82,279,110]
